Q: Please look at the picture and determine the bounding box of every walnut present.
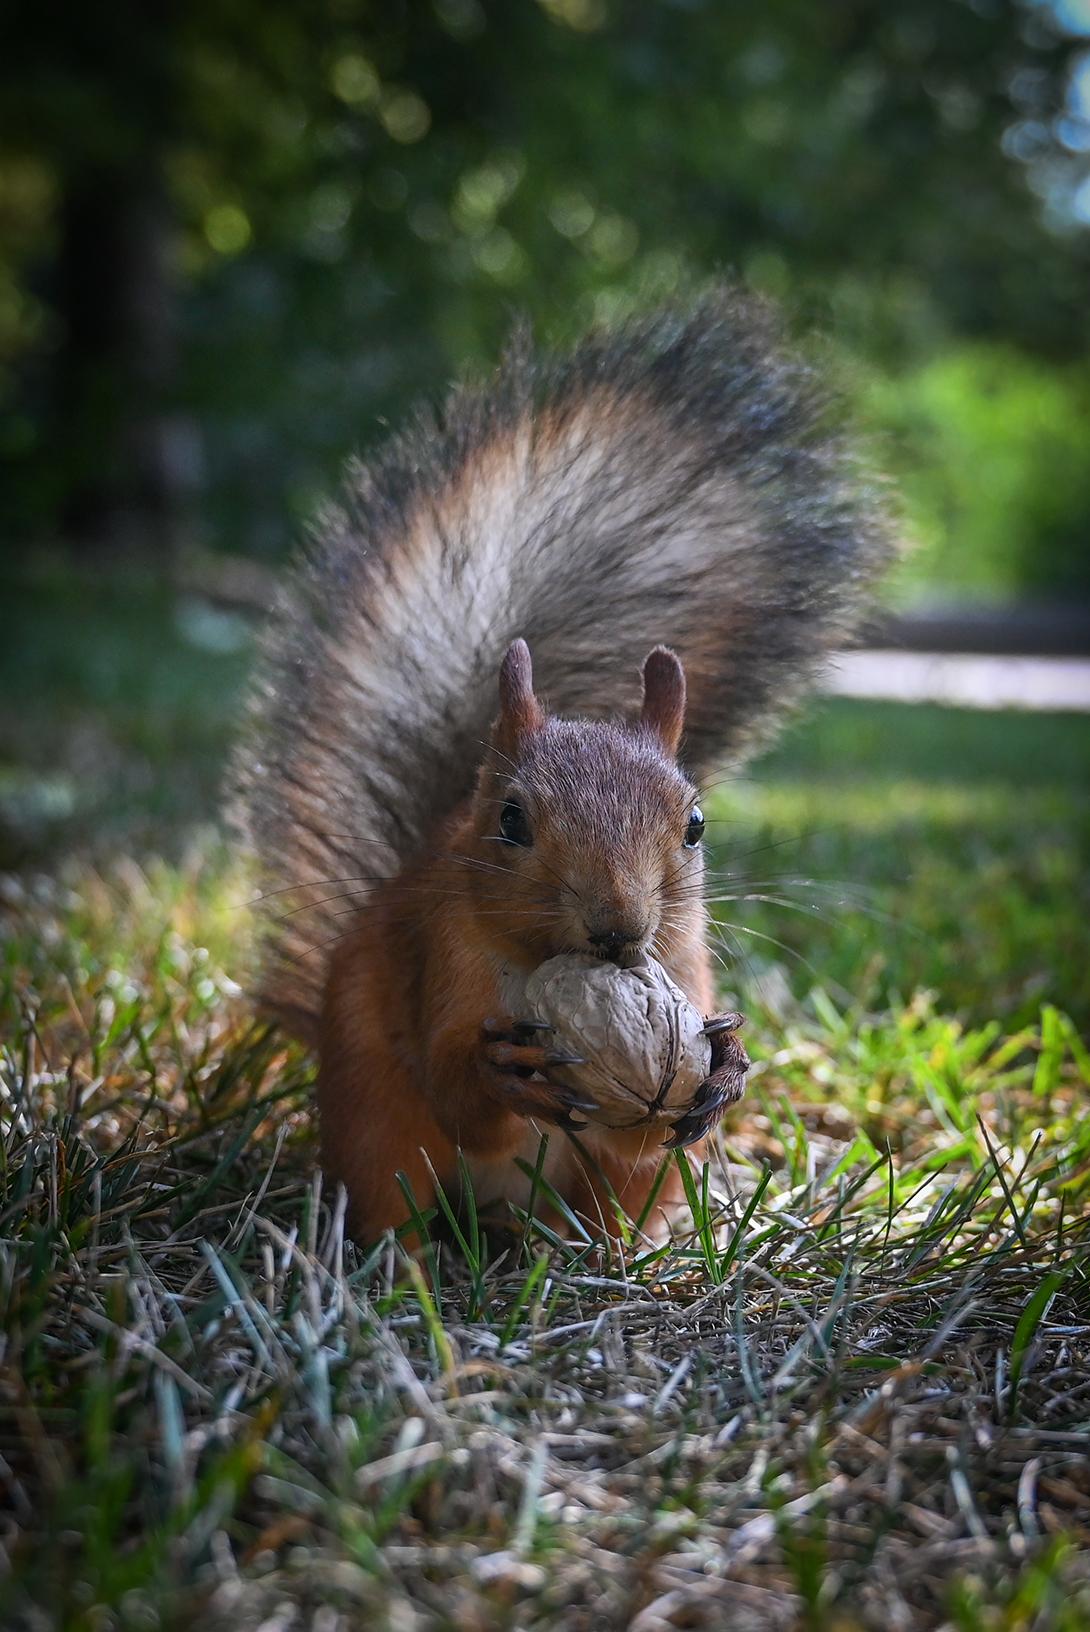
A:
[520,953,712,1130]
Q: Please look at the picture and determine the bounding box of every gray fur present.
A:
[235,288,894,1038]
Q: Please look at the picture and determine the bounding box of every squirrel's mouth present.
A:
[552,934,646,969]
[585,939,648,970]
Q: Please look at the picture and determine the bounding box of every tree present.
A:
[0,0,1086,555]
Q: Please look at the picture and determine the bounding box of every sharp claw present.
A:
[485,1016,556,1041]
[661,1116,706,1151]
[556,1110,590,1131]
[663,1120,687,1150]
[558,1091,599,1112]
[545,1051,588,1067]
[664,1075,747,1149]
[701,1013,745,1036]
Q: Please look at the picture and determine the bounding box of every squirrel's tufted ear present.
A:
[495,638,545,754]
[640,646,686,758]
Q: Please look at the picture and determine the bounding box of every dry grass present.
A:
[1,848,1089,1632]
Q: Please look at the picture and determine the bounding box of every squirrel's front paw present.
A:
[481,1016,598,1131]
[663,1012,749,1151]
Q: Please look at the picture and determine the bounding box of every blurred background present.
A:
[0,0,1088,1026]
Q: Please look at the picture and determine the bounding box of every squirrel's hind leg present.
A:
[317,1060,455,1246]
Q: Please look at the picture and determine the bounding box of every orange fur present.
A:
[317,644,731,1246]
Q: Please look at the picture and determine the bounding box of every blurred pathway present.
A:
[822,651,1090,711]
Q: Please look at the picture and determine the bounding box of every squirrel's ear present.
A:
[640,646,686,758]
[495,638,544,754]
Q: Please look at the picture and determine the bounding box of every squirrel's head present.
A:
[465,639,706,968]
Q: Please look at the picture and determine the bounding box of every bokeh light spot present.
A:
[380,90,431,143]
[585,213,638,267]
[538,0,608,30]
[548,190,595,237]
[203,204,252,255]
[472,227,526,281]
[330,54,380,106]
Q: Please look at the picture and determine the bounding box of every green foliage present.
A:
[1,0,1089,565]
[870,344,1090,601]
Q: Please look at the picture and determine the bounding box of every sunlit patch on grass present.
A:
[703,771,1090,1031]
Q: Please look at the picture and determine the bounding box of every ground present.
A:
[0,559,1089,1630]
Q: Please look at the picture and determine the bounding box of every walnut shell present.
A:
[521,953,712,1130]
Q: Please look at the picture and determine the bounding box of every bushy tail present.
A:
[236,287,894,1039]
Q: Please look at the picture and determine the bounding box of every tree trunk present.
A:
[55,166,190,552]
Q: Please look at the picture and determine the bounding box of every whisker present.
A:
[709,919,824,984]
[475,740,521,776]
[706,922,755,985]
[324,904,565,922]
[251,872,397,904]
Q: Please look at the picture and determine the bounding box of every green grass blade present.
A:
[634,1155,673,1235]
[513,1157,593,1245]
[720,1165,774,1276]
[1033,1005,1066,1098]
[1009,1267,1072,1414]
[674,1153,721,1284]
[498,1252,551,1349]
[395,1170,441,1299]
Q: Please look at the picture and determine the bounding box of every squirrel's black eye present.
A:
[499,801,533,847]
[684,805,705,847]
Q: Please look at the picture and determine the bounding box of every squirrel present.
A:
[237,288,892,1245]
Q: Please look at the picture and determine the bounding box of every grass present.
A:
[1,558,1089,1628]
[707,699,1090,1033]
[0,555,250,864]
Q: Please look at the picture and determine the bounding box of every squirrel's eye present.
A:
[499,801,533,847]
[684,805,705,848]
